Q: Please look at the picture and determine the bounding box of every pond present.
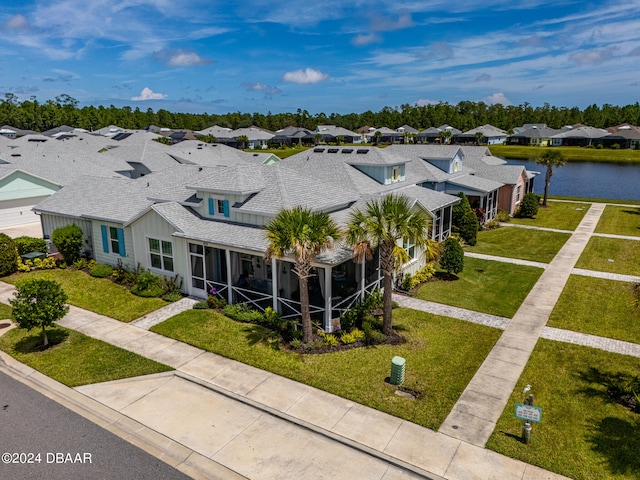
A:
[504,159,640,201]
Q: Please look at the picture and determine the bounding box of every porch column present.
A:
[271,257,278,310]
[225,249,232,304]
[324,266,332,332]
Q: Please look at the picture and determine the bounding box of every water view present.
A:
[504,159,640,201]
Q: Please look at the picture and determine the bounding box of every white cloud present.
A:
[484,92,511,105]
[131,87,167,101]
[241,82,282,97]
[167,50,211,67]
[370,13,413,32]
[2,14,29,31]
[569,46,618,65]
[282,68,329,84]
[352,33,381,46]
[415,98,440,106]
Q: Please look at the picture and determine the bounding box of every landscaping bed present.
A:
[151,307,502,430]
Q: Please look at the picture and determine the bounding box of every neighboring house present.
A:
[507,125,562,147]
[271,126,315,146]
[416,125,461,144]
[229,126,275,149]
[602,124,640,149]
[456,124,508,145]
[315,125,362,144]
[364,127,401,144]
[550,126,610,147]
[458,146,537,216]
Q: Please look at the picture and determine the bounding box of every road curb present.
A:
[0,350,247,480]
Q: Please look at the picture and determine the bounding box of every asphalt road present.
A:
[0,371,192,480]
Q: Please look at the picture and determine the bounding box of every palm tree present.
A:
[474,131,484,145]
[265,207,341,344]
[373,130,382,146]
[237,135,249,149]
[536,149,567,207]
[346,194,437,335]
[441,129,452,145]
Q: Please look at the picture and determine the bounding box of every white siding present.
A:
[130,209,189,293]
[92,222,135,269]
[40,214,93,256]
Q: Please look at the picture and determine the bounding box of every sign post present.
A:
[515,393,542,444]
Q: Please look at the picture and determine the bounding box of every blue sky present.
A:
[1,1,640,115]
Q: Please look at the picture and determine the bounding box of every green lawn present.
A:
[595,205,640,237]
[0,326,172,387]
[575,237,640,276]
[415,257,543,318]
[490,145,640,164]
[548,275,640,344]
[2,270,167,322]
[0,302,11,320]
[466,227,570,263]
[550,196,640,206]
[486,339,640,480]
[151,307,501,430]
[509,201,590,230]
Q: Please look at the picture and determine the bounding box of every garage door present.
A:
[0,196,47,228]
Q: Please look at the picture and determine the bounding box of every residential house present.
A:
[602,124,640,149]
[456,124,508,145]
[507,125,562,147]
[550,125,610,146]
[315,125,362,144]
[416,125,461,144]
[271,126,316,146]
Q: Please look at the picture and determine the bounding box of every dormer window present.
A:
[391,166,401,183]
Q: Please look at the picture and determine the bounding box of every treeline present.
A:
[2,93,640,133]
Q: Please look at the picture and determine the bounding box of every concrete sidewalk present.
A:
[439,203,606,446]
[0,287,569,480]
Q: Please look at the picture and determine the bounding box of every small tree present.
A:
[536,149,567,207]
[51,224,83,264]
[440,237,464,275]
[0,233,18,276]
[452,193,478,246]
[516,192,539,218]
[237,135,249,149]
[10,279,69,347]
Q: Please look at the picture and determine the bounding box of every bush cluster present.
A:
[400,263,436,291]
[51,224,84,264]
[90,263,113,278]
[13,236,48,256]
[0,234,18,276]
[440,237,465,275]
[452,193,478,246]
[515,193,540,218]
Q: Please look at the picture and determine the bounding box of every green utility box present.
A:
[21,251,47,262]
[390,356,406,385]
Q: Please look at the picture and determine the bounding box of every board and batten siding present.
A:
[40,214,93,256]
[130,209,189,292]
[92,222,135,269]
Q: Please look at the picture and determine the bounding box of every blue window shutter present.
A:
[101,225,109,253]
[208,198,214,215]
[117,228,126,257]
[223,200,230,217]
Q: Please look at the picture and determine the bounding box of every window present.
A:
[402,238,416,260]
[217,199,225,215]
[516,184,522,203]
[101,225,126,257]
[391,166,401,183]
[149,238,174,272]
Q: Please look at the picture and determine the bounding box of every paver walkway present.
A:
[438,202,606,447]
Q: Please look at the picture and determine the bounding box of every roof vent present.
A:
[313,147,325,153]
[341,149,353,153]
[356,149,369,154]
[327,148,339,153]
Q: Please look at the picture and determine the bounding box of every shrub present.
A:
[362,320,387,345]
[13,236,47,256]
[351,328,365,340]
[193,301,209,309]
[611,143,620,150]
[289,338,302,349]
[51,224,83,264]
[207,295,227,309]
[452,193,478,246]
[400,263,436,290]
[340,331,357,344]
[72,258,96,270]
[222,303,263,323]
[32,257,57,270]
[131,270,164,297]
[484,218,500,230]
[163,274,183,294]
[495,209,510,223]
[440,237,465,275]
[90,263,113,278]
[515,192,539,218]
[0,233,18,276]
[596,144,603,149]
[322,333,339,347]
[162,291,182,303]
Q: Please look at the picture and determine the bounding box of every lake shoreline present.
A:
[489,145,640,164]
